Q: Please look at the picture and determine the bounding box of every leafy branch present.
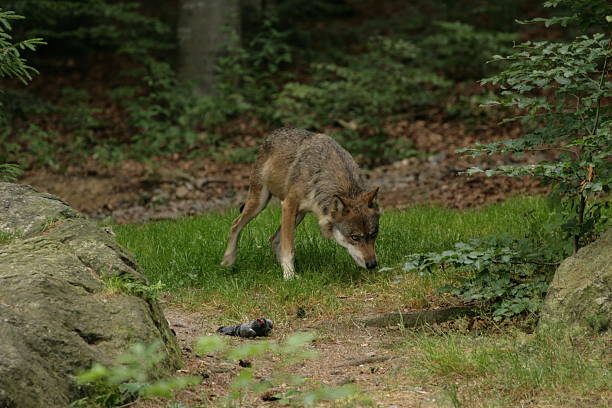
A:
[0,9,45,84]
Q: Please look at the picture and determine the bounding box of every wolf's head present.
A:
[325,187,380,270]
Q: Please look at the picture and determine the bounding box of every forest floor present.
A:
[137,305,459,408]
[19,117,564,408]
[21,118,549,223]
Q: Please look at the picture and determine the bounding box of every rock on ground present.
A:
[540,228,612,332]
[0,183,182,408]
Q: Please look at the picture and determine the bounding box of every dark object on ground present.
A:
[540,228,611,333]
[360,306,473,328]
[261,390,282,401]
[217,318,273,338]
[239,359,252,367]
[0,182,181,408]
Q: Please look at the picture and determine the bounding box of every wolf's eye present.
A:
[350,234,361,242]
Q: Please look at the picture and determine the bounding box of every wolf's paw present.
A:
[221,253,236,266]
[282,268,298,280]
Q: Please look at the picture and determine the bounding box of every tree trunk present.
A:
[177,0,240,94]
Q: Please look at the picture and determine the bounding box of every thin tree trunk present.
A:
[177,0,240,94]
[574,194,587,254]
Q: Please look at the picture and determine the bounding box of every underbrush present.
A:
[114,196,551,321]
[1,5,519,170]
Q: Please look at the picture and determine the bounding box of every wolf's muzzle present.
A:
[365,259,378,270]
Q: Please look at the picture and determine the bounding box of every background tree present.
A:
[177,0,241,94]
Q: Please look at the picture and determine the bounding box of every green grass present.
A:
[401,325,611,407]
[114,196,550,320]
[0,231,18,245]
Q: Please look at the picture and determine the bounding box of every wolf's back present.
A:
[258,127,367,201]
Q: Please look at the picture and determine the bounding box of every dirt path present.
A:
[135,306,449,408]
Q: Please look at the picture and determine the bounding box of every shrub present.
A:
[404,232,563,320]
[405,0,611,319]
[110,59,221,160]
[418,21,517,81]
[216,19,293,123]
[0,9,44,84]
[275,36,450,165]
[470,40,610,252]
[108,22,292,162]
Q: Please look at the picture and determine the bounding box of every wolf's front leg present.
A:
[279,198,299,279]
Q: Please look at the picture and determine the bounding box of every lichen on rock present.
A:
[540,228,612,333]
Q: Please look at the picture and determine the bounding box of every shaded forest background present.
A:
[1,0,576,170]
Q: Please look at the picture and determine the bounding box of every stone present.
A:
[0,183,182,408]
[540,228,612,332]
[0,183,82,238]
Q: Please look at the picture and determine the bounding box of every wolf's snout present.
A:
[365,259,378,270]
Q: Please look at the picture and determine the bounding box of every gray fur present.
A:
[222,127,380,278]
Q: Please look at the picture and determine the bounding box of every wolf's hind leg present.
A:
[222,183,270,266]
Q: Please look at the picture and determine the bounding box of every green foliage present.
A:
[276,0,354,20]
[109,22,292,162]
[102,274,165,301]
[463,6,611,253]
[409,2,611,319]
[73,342,198,407]
[403,233,564,320]
[0,230,18,245]
[418,21,517,81]
[0,163,22,182]
[524,0,611,31]
[0,8,43,179]
[3,0,171,58]
[0,8,44,84]
[216,20,293,123]
[111,60,218,159]
[275,37,449,164]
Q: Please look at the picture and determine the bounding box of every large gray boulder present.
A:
[0,183,182,408]
[540,228,612,332]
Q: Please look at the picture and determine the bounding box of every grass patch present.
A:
[400,326,611,407]
[0,231,18,245]
[114,196,549,321]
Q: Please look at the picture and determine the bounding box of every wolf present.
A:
[221,127,380,280]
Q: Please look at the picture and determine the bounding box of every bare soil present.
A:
[136,304,450,408]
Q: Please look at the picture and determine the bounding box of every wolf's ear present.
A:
[331,195,349,216]
[363,187,379,209]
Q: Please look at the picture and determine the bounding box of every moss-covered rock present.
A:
[0,183,181,408]
[540,229,612,333]
[0,183,82,238]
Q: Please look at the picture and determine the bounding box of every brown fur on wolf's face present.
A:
[222,127,381,279]
[328,189,379,269]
